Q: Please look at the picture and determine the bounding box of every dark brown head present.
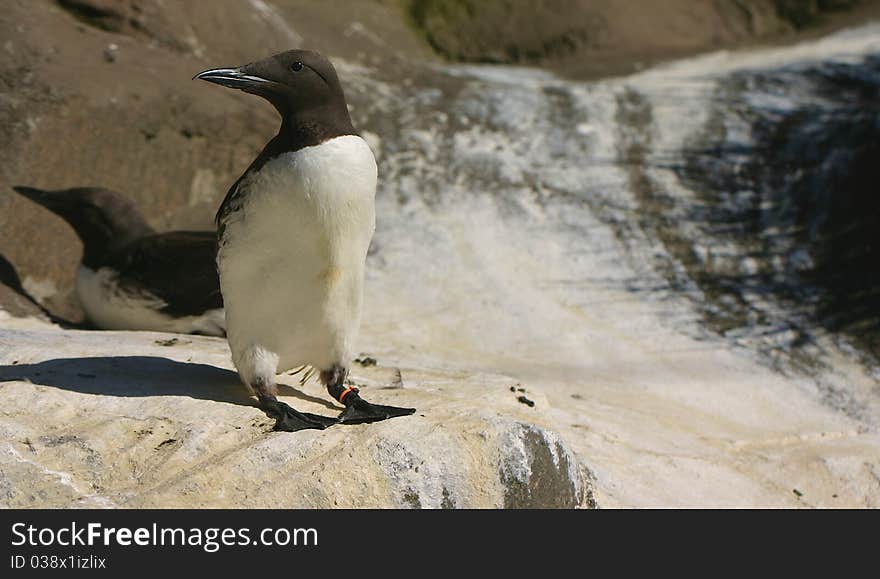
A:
[194,49,355,147]
[12,186,154,268]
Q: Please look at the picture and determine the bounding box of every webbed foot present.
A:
[260,397,338,432]
[337,391,416,425]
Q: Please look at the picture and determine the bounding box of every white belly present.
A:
[76,266,226,336]
[219,135,377,375]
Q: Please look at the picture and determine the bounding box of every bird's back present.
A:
[77,230,225,335]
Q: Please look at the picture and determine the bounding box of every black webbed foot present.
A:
[260,398,338,432]
[337,393,416,425]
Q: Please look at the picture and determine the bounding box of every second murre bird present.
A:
[11,186,225,336]
[195,50,415,430]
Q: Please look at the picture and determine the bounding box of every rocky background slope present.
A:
[2,1,880,508]
[1,0,877,322]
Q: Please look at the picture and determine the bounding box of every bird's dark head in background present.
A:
[12,186,154,267]
[194,49,355,141]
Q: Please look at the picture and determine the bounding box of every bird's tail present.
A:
[290,365,318,385]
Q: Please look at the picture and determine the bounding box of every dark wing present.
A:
[108,231,223,317]
[216,134,288,237]
[215,173,248,242]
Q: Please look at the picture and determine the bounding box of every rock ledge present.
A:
[0,324,595,509]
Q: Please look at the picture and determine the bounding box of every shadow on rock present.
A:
[0,356,336,410]
[0,356,248,405]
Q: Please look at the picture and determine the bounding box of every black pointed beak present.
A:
[12,186,73,217]
[12,186,55,207]
[193,67,271,91]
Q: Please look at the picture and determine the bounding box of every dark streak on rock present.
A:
[402,488,422,509]
[441,486,455,509]
[354,355,377,367]
[500,424,596,509]
[517,395,535,407]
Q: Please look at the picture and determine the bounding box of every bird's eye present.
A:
[291,61,303,72]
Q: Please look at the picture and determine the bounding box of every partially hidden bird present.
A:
[11,186,225,336]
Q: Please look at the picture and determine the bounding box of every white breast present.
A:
[76,266,226,336]
[218,134,377,374]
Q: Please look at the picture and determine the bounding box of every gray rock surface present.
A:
[0,321,595,508]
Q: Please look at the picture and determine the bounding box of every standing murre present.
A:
[11,186,225,336]
[195,49,415,431]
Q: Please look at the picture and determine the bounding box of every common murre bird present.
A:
[195,49,415,431]
[11,186,225,336]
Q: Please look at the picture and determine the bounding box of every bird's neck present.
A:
[77,218,154,270]
[277,105,356,151]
